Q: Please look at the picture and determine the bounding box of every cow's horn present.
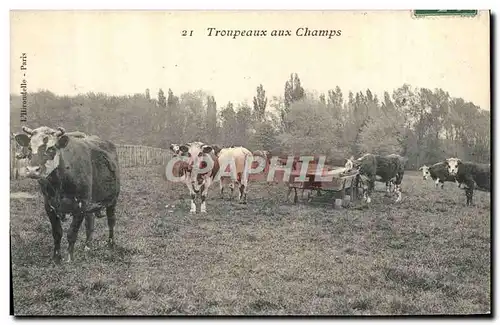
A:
[22,126,33,135]
[55,127,66,137]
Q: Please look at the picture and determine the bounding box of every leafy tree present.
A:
[158,89,166,108]
[253,84,267,122]
[206,95,218,143]
[219,102,237,146]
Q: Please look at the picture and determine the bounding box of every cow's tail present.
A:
[242,151,253,184]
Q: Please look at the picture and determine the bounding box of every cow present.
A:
[14,126,120,263]
[211,144,223,156]
[11,133,30,179]
[168,141,220,213]
[218,146,254,203]
[445,157,491,206]
[252,150,271,175]
[418,162,462,189]
[346,153,406,203]
[252,150,270,160]
[386,153,407,192]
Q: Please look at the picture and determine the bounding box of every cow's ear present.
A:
[14,134,30,147]
[457,159,463,164]
[56,135,70,149]
[418,166,424,171]
[179,145,189,153]
[211,144,221,154]
[169,144,178,153]
[202,145,213,154]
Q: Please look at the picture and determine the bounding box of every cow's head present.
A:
[344,156,360,172]
[418,165,430,180]
[14,126,69,179]
[210,144,222,156]
[12,133,30,159]
[445,158,462,177]
[169,144,181,156]
[171,142,215,192]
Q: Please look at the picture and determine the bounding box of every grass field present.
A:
[10,165,491,315]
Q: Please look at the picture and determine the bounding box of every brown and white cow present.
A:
[252,150,271,176]
[445,157,490,206]
[218,146,254,203]
[418,162,462,189]
[168,142,219,213]
[11,132,30,179]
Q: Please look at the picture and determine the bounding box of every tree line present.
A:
[10,73,490,169]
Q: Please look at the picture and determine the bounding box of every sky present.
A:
[10,10,490,110]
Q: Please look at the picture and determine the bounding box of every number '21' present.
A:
[182,30,193,36]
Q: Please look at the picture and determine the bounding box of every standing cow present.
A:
[11,132,30,179]
[168,142,220,213]
[14,126,120,263]
[419,162,462,189]
[252,150,271,176]
[346,153,406,203]
[445,158,490,206]
[218,146,254,203]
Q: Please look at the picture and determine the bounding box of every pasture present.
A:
[10,166,491,315]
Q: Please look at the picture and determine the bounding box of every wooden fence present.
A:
[10,140,172,179]
[116,144,171,168]
[10,140,21,179]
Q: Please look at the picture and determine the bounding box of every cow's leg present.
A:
[394,183,402,202]
[230,181,236,200]
[440,180,444,189]
[186,184,197,213]
[66,210,85,263]
[435,178,440,188]
[456,180,461,188]
[84,213,95,251]
[239,173,248,204]
[464,179,475,206]
[200,180,211,213]
[238,183,247,204]
[45,203,62,264]
[106,204,116,247]
[466,188,473,206]
[385,180,394,195]
[366,177,375,203]
[219,179,224,199]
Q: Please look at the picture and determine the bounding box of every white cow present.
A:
[217,146,253,203]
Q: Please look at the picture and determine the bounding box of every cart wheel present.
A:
[343,195,351,208]
[287,187,293,202]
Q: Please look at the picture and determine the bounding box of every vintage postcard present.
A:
[9,10,491,316]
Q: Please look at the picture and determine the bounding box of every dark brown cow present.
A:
[445,158,490,206]
[346,153,407,203]
[14,126,120,263]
